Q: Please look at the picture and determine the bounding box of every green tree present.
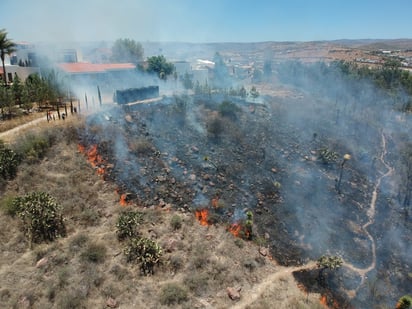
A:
[0,29,16,86]
[11,73,23,107]
[397,295,412,309]
[111,38,144,64]
[0,85,14,118]
[239,86,247,98]
[316,255,343,287]
[124,237,162,275]
[146,55,175,80]
[250,86,260,99]
[0,141,19,180]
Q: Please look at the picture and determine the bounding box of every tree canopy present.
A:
[111,38,144,64]
[146,55,175,80]
[0,29,16,86]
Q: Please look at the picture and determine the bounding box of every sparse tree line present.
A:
[0,70,68,119]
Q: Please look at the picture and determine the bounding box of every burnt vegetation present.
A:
[0,56,411,308]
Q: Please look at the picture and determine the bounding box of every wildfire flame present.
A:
[228,223,242,237]
[195,209,209,226]
[320,295,328,308]
[78,143,106,177]
[119,193,129,207]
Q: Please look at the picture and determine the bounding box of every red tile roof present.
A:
[57,62,135,74]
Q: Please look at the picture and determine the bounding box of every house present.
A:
[57,62,136,86]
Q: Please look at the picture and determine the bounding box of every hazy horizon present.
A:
[1,0,412,44]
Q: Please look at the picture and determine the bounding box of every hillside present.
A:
[0,116,325,308]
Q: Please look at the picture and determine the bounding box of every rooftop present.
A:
[57,62,135,74]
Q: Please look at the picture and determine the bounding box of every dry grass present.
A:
[0,112,45,133]
[0,117,324,309]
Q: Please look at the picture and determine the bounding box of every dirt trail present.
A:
[342,132,394,297]
[231,261,317,309]
[0,117,46,141]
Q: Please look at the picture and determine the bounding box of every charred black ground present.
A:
[78,65,411,308]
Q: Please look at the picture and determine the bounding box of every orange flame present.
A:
[120,194,129,206]
[195,209,209,226]
[320,295,328,308]
[228,223,242,237]
[78,143,106,177]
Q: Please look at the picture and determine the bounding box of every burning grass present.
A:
[195,208,209,226]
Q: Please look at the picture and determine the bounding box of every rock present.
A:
[259,247,269,256]
[227,287,241,301]
[189,174,196,181]
[106,297,118,308]
[163,238,178,252]
[36,257,48,268]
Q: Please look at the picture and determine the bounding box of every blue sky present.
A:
[1,0,411,43]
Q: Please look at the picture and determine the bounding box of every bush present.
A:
[170,214,182,230]
[397,295,412,309]
[159,283,188,306]
[80,243,107,264]
[14,192,66,245]
[124,237,162,275]
[13,134,50,163]
[0,141,19,180]
[116,211,144,241]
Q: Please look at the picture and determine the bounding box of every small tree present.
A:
[11,73,23,107]
[14,192,66,247]
[124,237,162,275]
[111,38,144,64]
[316,255,343,287]
[116,211,143,241]
[146,55,175,80]
[250,86,260,100]
[0,140,19,180]
[0,29,16,86]
[397,295,412,309]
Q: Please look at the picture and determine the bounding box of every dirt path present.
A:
[231,261,317,309]
[342,132,394,298]
[0,117,47,141]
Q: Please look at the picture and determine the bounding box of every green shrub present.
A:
[116,211,144,241]
[170,214,182,230]
[14,192,66,245]
[124,237,162,275]
[318,147,338,165]
[397,295,412,309]
[0,141,19,180]
[13,134,50,163]
[159,283,188,306]
[80,243,107,264]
